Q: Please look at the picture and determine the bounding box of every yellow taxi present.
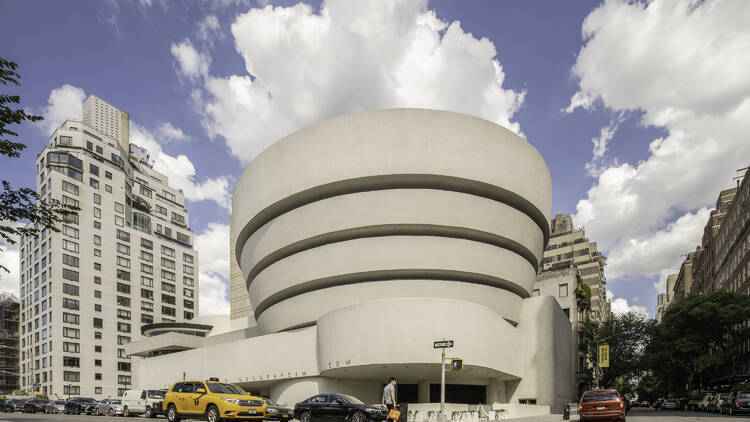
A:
[162,379,267,422]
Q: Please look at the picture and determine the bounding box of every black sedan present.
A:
[65,397,98,415]
[23,399,48,413]
[1,399,25,412]
[263,398,294,421]
[294,394,386,422]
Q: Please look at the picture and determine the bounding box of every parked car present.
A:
[577,389,626,422]
[65,397,98,415]
[713,393,729,413]
[262,398,293,422]
[123,389,167,418]
[661,399,679,410]
[23,399,48,413]
[720,391,750,416]
[699,392,715,412]
[45,400,67,414]
[95,399,124,416]
[0,399,23,412]
[294,394,387,422]
[161,379,266,422]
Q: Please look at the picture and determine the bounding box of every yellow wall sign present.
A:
[599,345,610,368]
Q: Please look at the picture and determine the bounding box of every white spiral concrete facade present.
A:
[131,109,573,415]
[233,109,552,333]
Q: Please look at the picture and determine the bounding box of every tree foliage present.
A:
[0,57,77,274]
[643,291,750,393]
[580,312,654,395]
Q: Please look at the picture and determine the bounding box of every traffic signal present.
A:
[450,358,463,371]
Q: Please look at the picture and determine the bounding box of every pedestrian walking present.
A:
[382,377,399,422]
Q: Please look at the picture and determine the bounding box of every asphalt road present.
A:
[0,413,163,422]
[3,408,750,422]
[600,407,750,421]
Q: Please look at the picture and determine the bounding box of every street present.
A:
[0,414,161,422]
[602,407,750,421]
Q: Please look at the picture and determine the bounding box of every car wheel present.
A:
[109,408,115,416]
[167,404,180,422]
[351,411,367,422]
[145,407,154,418]
[206,405,220,422]
[300,410,312,422]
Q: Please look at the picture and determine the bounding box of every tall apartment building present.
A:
[18,95,199,399]
[539,213,610,321]
[691,186,738,294]
[1,292,20,394]
[657,166,749,379]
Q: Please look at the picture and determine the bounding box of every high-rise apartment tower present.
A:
[18,95,199,398]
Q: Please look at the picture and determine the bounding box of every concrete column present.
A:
[486,378,507,403]
[418,381,430,403]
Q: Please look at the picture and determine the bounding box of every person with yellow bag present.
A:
[382,377,400,422]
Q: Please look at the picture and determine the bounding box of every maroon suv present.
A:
[578,389,626,422]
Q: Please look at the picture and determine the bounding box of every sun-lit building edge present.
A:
[127,109,575,418]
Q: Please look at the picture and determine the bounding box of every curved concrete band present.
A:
[233,109,552,335]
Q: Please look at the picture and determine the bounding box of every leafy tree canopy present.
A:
[1,57,77,275]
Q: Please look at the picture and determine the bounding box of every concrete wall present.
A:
[508,296,574,412]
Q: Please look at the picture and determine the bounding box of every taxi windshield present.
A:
[207,383,246,395]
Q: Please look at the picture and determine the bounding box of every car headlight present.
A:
[267,408,279,414]
[366,408,380,413]
[222,398,241,405]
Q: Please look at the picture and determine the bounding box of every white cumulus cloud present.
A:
[194,222,230,315]
[36,84,231,210]
[197,15,223,45]
[38,84,86,135]
[607,291,648,317]
[0,237,21,296]
[187,0,525,164]
[170,39,211,83]
[130,124,231,210]
[156,122,190,142]
[570,0,750,290]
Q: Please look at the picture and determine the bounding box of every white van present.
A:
[122,389,167,418]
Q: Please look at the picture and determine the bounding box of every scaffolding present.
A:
[0,292,20,394]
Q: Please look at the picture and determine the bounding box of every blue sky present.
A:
[2,0,748,316]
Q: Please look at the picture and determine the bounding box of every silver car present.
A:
[45,400,66,414]
[95,399,124,416]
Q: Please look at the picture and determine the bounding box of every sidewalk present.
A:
[502,415,564,422]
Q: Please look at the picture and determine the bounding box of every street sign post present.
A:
[434,339,454,421]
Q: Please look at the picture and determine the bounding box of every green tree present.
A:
[1,57,77,274]
[643,291,750,393]
[580,312,654,395]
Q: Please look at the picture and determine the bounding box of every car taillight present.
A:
[578,405,583,411]
[736,399,740,405]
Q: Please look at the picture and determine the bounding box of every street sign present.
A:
[434,340,454,348]
[450,358,463,371]
[599,344,610,368]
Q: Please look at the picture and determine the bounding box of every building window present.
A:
[141,238,153,250]
[184,311,194,320]
[140,250,153,262]
[116,230,130,242]
[63,342,80,353]
[64,385,80,395]
[141,314,153,324]
[89,164,99,176]
[559,283,568,298]
[162,306,176,317]
[62,283,79,297]
[63,356,80,367]
[133,212,152,234]
[64,371,80,382]
[161,245,175,258]
[161,257,175,270]
[117,296,131,307]
[93,318,103,329]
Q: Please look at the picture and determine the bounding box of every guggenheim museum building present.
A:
[127,109,574,415]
